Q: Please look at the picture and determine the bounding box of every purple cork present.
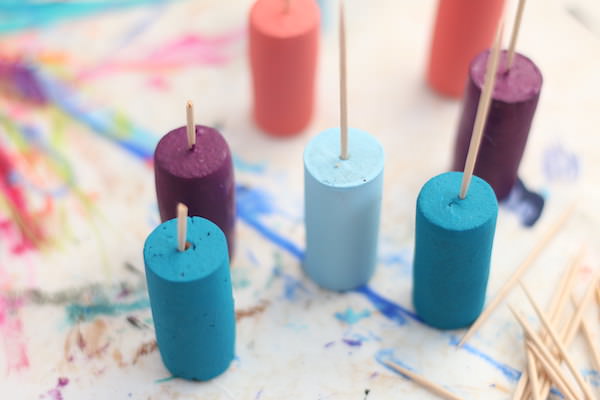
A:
[452,50,542,199]
[154,125,236,257]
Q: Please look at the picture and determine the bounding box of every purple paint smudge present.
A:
[40,377,69,400]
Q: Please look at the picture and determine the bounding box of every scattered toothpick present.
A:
[526,351,541,400]
[519,283,595,399]
[581,319,600,371]
[283,0,291,13]
[177,203,188,252]
[381,360,464,400]
[186,100,196,149]
[509,307,580,399]
[507,0,527,69]
[458,205,575,347]
[526,341,579,400]
[338,0,349,160]
[564,272,599,346]
[459,23,503,199]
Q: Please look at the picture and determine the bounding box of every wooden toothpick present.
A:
[339,0,349,160]
[507,0,527,69]
[186,100,196,149]
[458,204,575,347]
[283,0,291,13]
[509,307,580,400]
[519,283,596,400]
[564,272,599,346]
[459,23,503,199]
[526,341,579,400]
[526,351,541,400]
[177,203,188,252]
[381,360,464,400]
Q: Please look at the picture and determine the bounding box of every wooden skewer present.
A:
[458,204,575,347]
[338,0,349,160]
[186,100,195,149]
[283,0,291,13]
[381,360,465,400]
[177,203,188,252]
[507,0,527,69]
[526,341,580,400]
[510,307,580,399]
[519,283,596,399]
[526,350,541,400]
[459,22,503,199]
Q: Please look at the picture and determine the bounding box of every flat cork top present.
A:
[471,50,543,103]
[144,216,228,282]
[304,127,384,189]
[418,172,498,232]
[154,125,230,179]
[250,0,320,38]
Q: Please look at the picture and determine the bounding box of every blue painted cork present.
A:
[143,216,235,380]
[413,171,498,329]
[304,127,384,291]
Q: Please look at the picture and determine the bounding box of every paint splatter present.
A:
[448,336,521,382]
[503,178,545,227]
[271,256,309,301]
[543,143,580,182]
[342,338,362,347]
[64,319,110,361]
[132,340,157,365]
[233,154,266,174]
[40,377,69,400]
[236,300,270,321]
[126,315,148,330]
[354,285,418,326]
[77,29,245,81]
[66,297,149,324]
[236,185,304,261]
[0,296,29,372]
[335,308,371,325]
[584,370,600,388]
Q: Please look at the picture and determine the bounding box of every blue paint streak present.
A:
[272,266,309,301]
[342,338,362,347]
[354,285,419,326]
[233,154,266,174]
[448,336,521,382]
[66,297,150,323]
[375,348,418,379]
[0,0,169,34]
[584,370,600,388]
[335,307,371,325]
[236,184,304,260]
[34,68,157,161]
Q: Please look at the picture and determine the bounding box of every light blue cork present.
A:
[413,171,498,330]
[143,216,235,380]
[303,127,384,291]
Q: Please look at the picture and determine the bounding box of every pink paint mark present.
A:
[0,296,29,372]
[77,28,245,81]
[146,75,169,91]
[0,147,44,251]
[40,377,69,400]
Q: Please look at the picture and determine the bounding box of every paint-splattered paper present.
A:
[1,1,600,399]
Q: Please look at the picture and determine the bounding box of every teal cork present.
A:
[413,171,498,329]
[144,216,235,380]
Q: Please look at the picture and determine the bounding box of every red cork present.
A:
[426,0,505,98]
[249,0,320,136]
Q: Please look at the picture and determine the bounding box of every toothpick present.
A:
[536,247,585,399]
[283,0,291,13]
[339,0,349,160]
[459,23,503,199]
[581,319,600,371]
[510,307,580,399]
[511,371,528,400]
[564,273,599,346]
[186,100,195,149]
[177,203,188,252]
[526,341,580,400]
[519,283,596,399]
[507,0,527,69]
[458,205,575,347]
[381,360,464,400]
[526,351,541,400]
